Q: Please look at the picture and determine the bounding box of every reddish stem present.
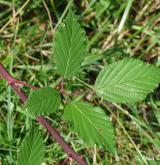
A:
[0,63,87,165]
[13,79,39,90]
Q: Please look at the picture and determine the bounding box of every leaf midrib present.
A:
[71,103,107,143]
[64,15,74,77]
[96,76,155,92]
[27,136,36,165]
[28,94,58,108]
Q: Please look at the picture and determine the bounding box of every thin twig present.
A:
[42,0,54,31]
[12,79,39,90]
[0,0,31,33]
[0,63,87,165]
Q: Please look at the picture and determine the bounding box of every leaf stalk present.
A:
[0,63,87,165]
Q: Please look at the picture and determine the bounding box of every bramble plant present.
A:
[0,10,160,165]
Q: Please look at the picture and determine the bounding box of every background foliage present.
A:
[0,0,160,164]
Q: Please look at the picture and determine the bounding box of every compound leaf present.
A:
[54,10,87,77]
[64,101,115,152]
[95,58,160,103]
[26,87,61,115]
[17,129,45,165]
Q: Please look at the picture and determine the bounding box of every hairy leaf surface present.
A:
[54,10,87,77]
[17,129,45,165]
[26,87,61,115]
[95,58,160,103]
[64,101,115,152]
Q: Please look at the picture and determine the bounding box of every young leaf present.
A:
[26,87,61,115]
[54,10,87,77]
[64,101,115,152]
[17,129,45,165]
[95,58,160,103]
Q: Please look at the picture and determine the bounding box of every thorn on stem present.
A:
[8,78,16,85]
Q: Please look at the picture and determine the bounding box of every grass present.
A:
[0,0,160,164]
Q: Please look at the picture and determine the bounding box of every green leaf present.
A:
[17,129,45,165]
[95,58,160,103]
[64,101,115,152]
[54,10,87,77]
[26,87,61,115]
